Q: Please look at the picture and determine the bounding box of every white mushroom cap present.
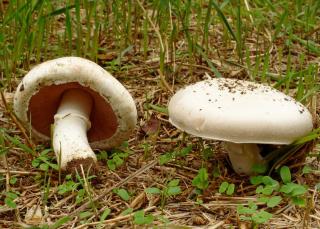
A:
[14,57,137,149]
[168,78,313,145]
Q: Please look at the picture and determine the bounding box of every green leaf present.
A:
[9,177,17,185]
[257,196,269,204]
[159,152,173,165]
[280,166,291,184]
[133,210,154,225]
[261,185,275,195]
[121,208,133,215]
[75,189,85,204]
[118,152,129,159]
[291,185,307,196]
[302,166,312,174]
[114,188,130,201]
[65,174,72,180]
[6,192,18,199]
[146,104,168,114]
[168,179,180,187]
[40,149,52,156]
[252,210,273,224]
[226,183,235,196]
[49,216,71,229]
[58,181,78,194]
[250,176,264,185]
[279,183,295,194]
[166,186,181,196]
[159,152,174,165]
[133,210,144,224]
[141,214,154,224]
[100,208,111,221]
[40,163,49,171]
[48,162,59,171]
[291,197,306,207]
[113,155,124,166]
[107,160,116,171]
[280,183,307,196]
[79,211,93,219]
[267,196,282,208]
[5,197,16,208]
[239,215,252,221]
[256,185,264,194]
[248,200,258,210]
[5,135,34,155]
[32,159,40,167]
[192,168,209,190]
[262,176,278,187]
[177,145,193,157]
[237,205,255,214]
[145,187,161,194]
[219,181,229,194]
[97,151,108,160]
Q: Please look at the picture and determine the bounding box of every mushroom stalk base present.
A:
[224,142,265,175]
[52,89,96,171]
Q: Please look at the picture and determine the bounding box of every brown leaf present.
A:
[141,116,160,136]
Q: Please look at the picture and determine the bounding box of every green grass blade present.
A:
[211,0,237,42]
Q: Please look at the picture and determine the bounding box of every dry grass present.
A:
[0,62,319,228]
[1,0,320,228]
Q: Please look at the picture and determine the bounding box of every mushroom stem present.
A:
[224,142,265,175]
[52,89,96,171]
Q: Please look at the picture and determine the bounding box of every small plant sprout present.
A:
[168,78,313,175]
[242,166,309,225]
[14,57,137,173]
[133,210,154,225]
[278,166,308,206]
[57,174,96,205]
[32,149,58,171]
[218,181,236,196]
[4,191,19,209]
[105,142,132,171]
[145,179,181,208]
[113,188,131,201]
[159,145,193,165]
[192,167,209,192]
[237,201,273,227]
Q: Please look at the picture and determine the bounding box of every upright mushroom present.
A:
[168,78,313,175]
[14,57,137,172]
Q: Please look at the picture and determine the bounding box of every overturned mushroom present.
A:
[168,78,313,175]
[14,57,137,172]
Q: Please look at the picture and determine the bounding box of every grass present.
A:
[0,0,319,228]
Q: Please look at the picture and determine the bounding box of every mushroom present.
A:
[14,57,137,172]
[168,78,313,175]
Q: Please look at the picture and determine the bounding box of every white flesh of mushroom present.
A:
[52,89,96,170]
[224,142,265,175]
